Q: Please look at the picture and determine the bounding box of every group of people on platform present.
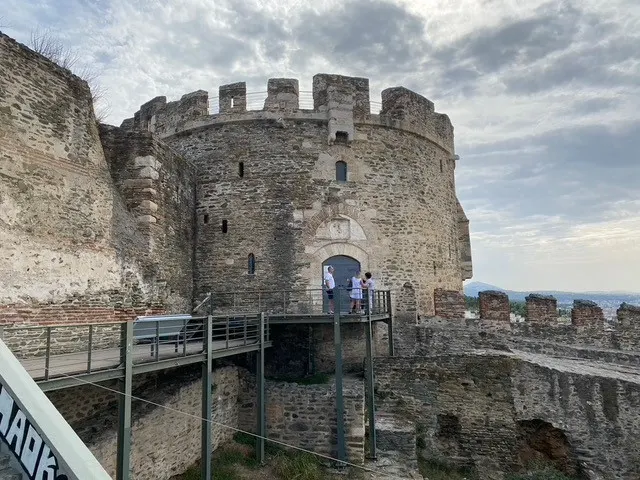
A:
[323,266,376,315]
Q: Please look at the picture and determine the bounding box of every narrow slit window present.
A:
[230,97,235,108]
[336,161,347,183]
[238,161,244,177]
[222,219,228,233]
[203,214,209,224]
[440,159,443,173]
[248,253,256,275]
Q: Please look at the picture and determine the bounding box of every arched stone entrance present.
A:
[323,255,361,313]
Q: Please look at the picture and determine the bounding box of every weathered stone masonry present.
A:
[124,73,473,317]
[0,33,195,327]
[374,353,640,480]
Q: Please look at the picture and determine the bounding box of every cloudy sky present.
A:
[3,0,639,293]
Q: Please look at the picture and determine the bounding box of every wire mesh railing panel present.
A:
[206,91,382,115]
[209,288,391,317]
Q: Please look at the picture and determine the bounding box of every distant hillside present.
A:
[464,281,640,307]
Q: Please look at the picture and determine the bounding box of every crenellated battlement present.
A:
[121,74,455,152]
[432,288,640,352]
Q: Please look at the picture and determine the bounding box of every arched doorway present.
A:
[323,255,361,313]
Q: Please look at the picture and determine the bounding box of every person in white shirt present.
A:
[363,272,376,314]
[324,266,336,314]
[349,270,364,314]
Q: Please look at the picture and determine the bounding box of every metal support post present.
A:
[333,291,346,466]
[256,313,266,463]
[387,290,395,357]
[116,321,134,480]
[201,314,213,480]
[365,314,377,459]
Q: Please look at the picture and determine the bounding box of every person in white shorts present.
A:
[349,270,364,314]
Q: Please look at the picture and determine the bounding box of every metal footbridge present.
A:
[0,288,393,480]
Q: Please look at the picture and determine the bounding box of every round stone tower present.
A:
[123,74,472,315]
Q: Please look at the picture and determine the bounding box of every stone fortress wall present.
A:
[123,74,472,316]
[377,285,640,479]
[0,32,196,327]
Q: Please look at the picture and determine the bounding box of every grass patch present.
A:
[232,431,283,456]
[418,457,477,480]
[178,444,259,480]
[271,451,324,480]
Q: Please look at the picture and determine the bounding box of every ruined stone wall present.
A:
[238,372,365,464]
[434,288,465,319]
[127,74,468,319]
[0,33,170,328]
[374,353,640,479]
[479,290,510,323]
[525,294,558,324]
[99,126,197,312]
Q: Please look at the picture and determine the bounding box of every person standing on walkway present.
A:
[349,270,364,314]
[324,266,336,314]
[363,272,376,314]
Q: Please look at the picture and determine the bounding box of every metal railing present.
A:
[200,288,392,317]
[208,91,383,115]
[1,313,270,381]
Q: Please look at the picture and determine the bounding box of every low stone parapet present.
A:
[479,290,510,323]
[525,294,557,324]
[571,299,604,327]
[434,288,465,320]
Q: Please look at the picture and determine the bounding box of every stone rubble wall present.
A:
[0,32,187,330]
[238,371,365,464]
[414,316,640,364]
[49,366,241,480]
[373,353,640,480]
[99,125,197,313]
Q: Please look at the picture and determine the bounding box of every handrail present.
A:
[192,292,212,313]
[0,338,111,479]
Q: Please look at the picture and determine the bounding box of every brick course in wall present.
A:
[479,290,510,323]
[433,288,465,319]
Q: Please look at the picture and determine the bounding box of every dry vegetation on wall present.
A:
[28,27,110,121]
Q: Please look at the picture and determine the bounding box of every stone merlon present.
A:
[123,74,456,152]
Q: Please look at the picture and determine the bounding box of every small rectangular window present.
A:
[239,162,244,177]
[222,219,228,233]
[203,214,209,224]
[335,131,348,144]
[336,161,347,183]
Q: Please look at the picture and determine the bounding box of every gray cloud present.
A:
[4,0,638,291]
[291,0,430,73]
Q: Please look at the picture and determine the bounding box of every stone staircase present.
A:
[0,452,22,480]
